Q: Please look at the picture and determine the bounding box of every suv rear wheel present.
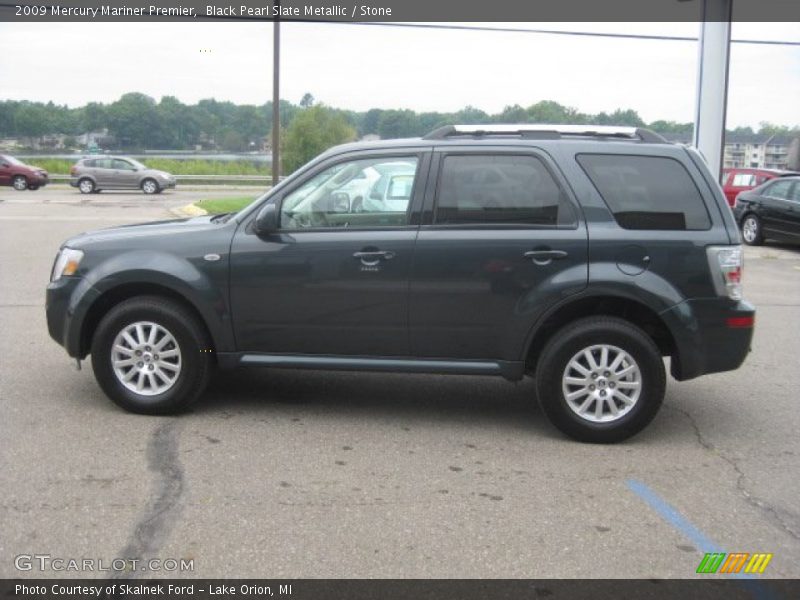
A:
[535,316,665,443]
[91,296,212,414]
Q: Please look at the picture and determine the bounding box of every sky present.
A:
[0,21,798,128]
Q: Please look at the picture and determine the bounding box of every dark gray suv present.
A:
[46,125,754,442]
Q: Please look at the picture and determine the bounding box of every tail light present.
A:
[69,166,77,175]
[706,245,743,301]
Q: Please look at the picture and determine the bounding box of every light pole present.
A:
[271,0,280,187]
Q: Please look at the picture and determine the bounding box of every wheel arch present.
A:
[78,282,217,358]
[523,294,678,374]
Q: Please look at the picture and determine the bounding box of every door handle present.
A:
[524,249,568,265]
[353,250,396,265]
[523,250,569,266]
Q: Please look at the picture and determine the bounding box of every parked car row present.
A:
[0,153,175,194]
[733,175,800,246]
[721,167,798,206]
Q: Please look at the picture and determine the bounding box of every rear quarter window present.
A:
[577,154,711,231]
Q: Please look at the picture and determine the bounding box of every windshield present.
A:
[2,155,25,166]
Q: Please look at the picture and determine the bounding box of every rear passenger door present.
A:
[112,158,139,188]
[409,149,588,361]
[760,179,799,237]
[92,158,114,187]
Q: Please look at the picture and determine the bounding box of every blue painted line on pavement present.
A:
[626,479,781,600]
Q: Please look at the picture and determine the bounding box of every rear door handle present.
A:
[353,250,396,265]
[524,250,568,265]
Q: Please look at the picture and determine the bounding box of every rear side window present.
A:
[577,154,711,230]
[732,173,757,187]
[435,154,576,227]
[764,180,792,200]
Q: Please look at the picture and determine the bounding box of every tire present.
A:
[12,175,27,191]
[91,296,213,414]
[27,185,39,191]
[141,178,159,195]
[535,316,666,443]
[741,214,764,246]
[78,178,95,194]
[91,189,102,194]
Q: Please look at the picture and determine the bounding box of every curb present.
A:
[170,203,208,218]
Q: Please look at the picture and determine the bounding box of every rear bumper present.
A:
[661,298,755,381]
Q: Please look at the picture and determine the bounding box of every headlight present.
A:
[51,247,84,282]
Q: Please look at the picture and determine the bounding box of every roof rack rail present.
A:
[423,124,667,144]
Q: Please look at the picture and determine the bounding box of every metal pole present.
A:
[692,0,732,181]
[271,1,280,186]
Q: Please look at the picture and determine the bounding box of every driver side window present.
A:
[280,156,419,230]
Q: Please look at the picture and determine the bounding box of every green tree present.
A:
[376,109,419,139]
[300,93,315,108]
[107,93,160,148]
[497,104,528,123]
[281,105,356,174]
[362,108,384,135]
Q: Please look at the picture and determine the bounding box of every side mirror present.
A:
[254,202,279,234]
[1,163,9,168]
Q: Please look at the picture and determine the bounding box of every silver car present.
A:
[69,156,176,194]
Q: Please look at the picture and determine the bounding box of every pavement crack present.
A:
[112,421,185,578]
[669,405,800,543]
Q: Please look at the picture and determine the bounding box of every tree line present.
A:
[2,93,798,173]
[1,92,797,152]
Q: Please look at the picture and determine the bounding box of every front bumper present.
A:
[46,276,98,358]
[160,178,177,189]
[662,297,755,381]
[27,173,48,187]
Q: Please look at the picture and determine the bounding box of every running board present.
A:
[231,353,524,381]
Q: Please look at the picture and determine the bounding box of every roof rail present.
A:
[423,124,667,144]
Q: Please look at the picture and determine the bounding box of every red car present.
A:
[721,167,799,207]
[0,154,49,191]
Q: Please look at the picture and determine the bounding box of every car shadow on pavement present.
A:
[190,368,558,437]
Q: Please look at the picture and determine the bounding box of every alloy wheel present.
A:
[111,321,182,396]
[562,344,642,423]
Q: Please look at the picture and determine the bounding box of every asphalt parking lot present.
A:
[1,187,799,579]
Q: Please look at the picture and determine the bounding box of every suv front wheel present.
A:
[91,296,212,414]
[535,316,666,443]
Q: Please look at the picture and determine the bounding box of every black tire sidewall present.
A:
[536,318,665,443]
[91,299,210,414]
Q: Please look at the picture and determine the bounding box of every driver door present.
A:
[230,150,430,356]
